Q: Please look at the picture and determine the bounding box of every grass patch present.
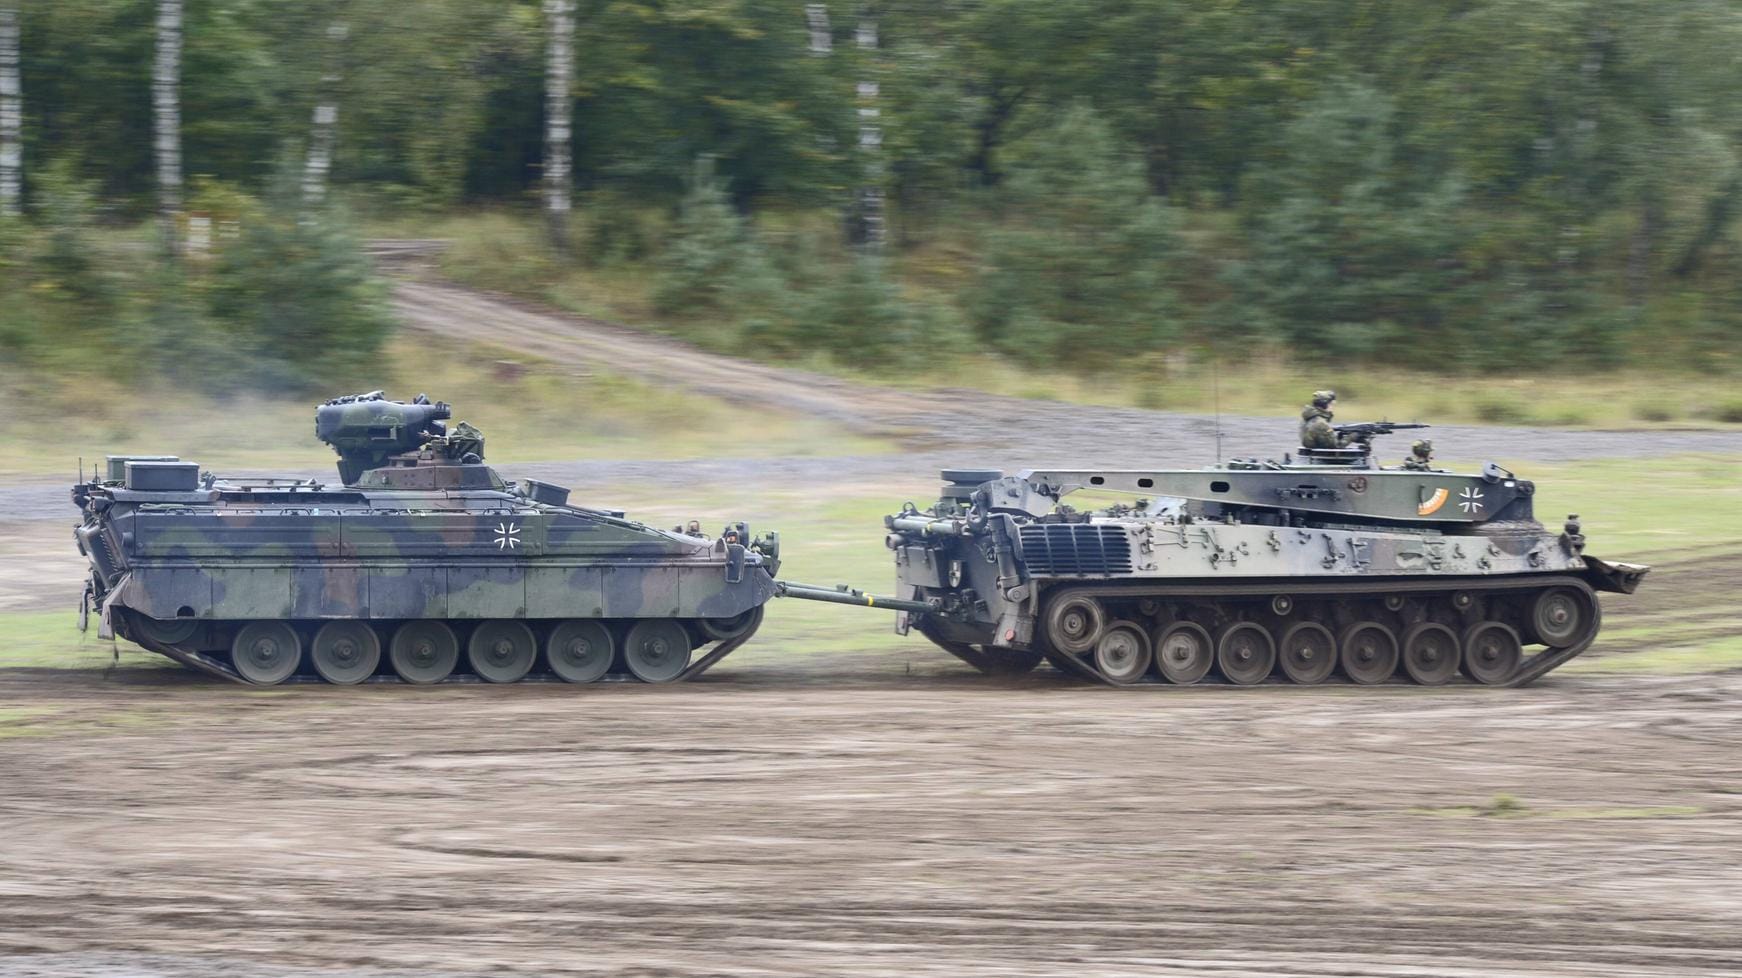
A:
[1518,455,1742,675]
[0,706,57,739]
[0,610,169,670]
[1519,456,1742,559]
[1632,399,1680,423]
[6,335,892,478]
[610,487,921,660]
[1568,635,1742,675]
[1707,397,1742,424]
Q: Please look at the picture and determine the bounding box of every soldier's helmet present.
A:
[1412,439,1433,455]
[1311,390,1337,408]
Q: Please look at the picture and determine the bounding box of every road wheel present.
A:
[1401,622,1460,686]
[1461,621,1522,685]
[1154,622,1214,684]
[698,608,760,642]
[1044,594,1105,655]
[1093,621,1152,685]
[623,620,692,683]
[1216,621,1276,686]
[231,621,302,686]
[1530,587,1593,648]
[310,621,380,685]
[467,620,537,683]
[135,614,199,648]
[1277,621,1337,685]
[546,620,614,683]
[1339,621,1400,685]
[390,620,459,685]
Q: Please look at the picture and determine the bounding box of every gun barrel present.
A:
[1333,421,1429,433]
[886,515,970,537]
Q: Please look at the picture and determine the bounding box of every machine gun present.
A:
[1333,421,1429,456]
[1293,420,1430,467]
[1333,421,1429,442]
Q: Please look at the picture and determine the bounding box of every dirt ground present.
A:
[2,657,1740,978]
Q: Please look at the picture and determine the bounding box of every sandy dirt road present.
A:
[1,662,1740,978]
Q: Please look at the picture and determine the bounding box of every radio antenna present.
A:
[1212,350,1223,463]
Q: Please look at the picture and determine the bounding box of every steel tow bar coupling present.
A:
[773,581,942,614]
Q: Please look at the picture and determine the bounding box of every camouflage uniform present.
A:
[1299,390,1340,449]
[1401,439,1434,471]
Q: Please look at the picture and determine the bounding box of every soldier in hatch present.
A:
[1299,390,1341,449]
[1400,439,1435,471]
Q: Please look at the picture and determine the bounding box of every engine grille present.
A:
[1018,524,1134,576]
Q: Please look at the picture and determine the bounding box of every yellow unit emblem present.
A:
[1417,487,1449,516]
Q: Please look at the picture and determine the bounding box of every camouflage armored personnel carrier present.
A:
[72,392,779,685]
[860,418,1648,687]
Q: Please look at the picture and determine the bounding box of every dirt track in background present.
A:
[2,663,1740,978]
[380,244,1742,468]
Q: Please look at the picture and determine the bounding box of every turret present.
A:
[314,391,495,488]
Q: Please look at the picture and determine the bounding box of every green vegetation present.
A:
[0,176,391,393]
[9,336,891,478]
[966,106,1177,367]
[8,0,1742,395]
[1527,456,1742,558]
[0,610,173,670]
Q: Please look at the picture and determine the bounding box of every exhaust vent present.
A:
[1018,524,1133,576]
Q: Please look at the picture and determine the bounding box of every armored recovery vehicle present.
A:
[849,421,1649,687]
[73,392,779,685]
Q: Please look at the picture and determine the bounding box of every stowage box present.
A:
[124,461,201,493]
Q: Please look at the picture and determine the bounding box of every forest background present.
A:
[3,0,1741,427]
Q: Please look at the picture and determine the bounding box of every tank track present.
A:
[913,623,1044,676]
[115,609,764,686]
[919,574,1603,689]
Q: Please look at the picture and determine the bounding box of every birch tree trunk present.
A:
[302,21,348,209]
[543,0,574,253]
[0,4,20,218]
[153,0,183,253]
[804,3,831,56]
[854,6,884,249]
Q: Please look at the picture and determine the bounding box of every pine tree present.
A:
[652,159,772,317]
[967,105,1177,366]
[1231,82,1467,364]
